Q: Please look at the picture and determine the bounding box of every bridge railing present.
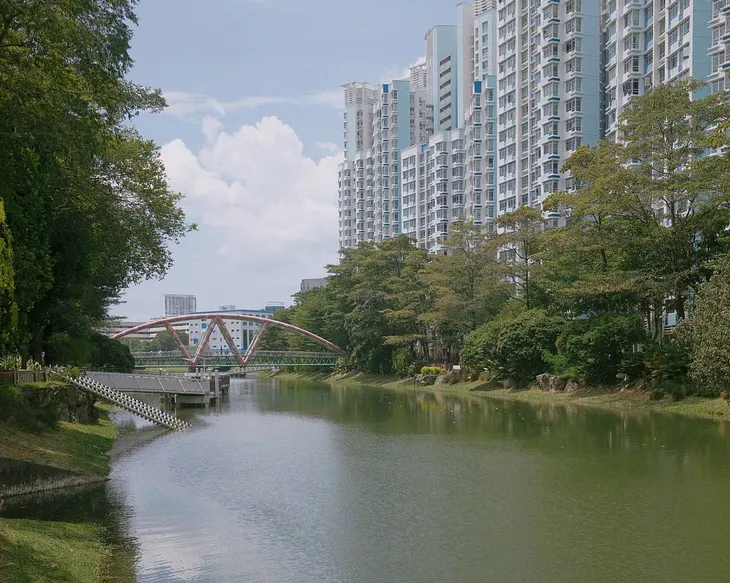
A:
[130,350,341,368]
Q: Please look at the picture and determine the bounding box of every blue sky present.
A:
[115,0,460,320]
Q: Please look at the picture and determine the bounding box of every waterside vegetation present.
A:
[264,80,730,403]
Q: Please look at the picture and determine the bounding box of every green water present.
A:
[8,376,730,582]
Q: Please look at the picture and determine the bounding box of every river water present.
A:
[7,376,730,582]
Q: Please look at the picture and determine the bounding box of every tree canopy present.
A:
[0,0,191,362]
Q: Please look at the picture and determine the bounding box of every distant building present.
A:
[187,305,283,353]
[164,294,196,316]
[99,318,187,341]
[219,305,236,311]
[300,278,328,293]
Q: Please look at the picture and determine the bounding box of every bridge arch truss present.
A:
[111,313,346,369]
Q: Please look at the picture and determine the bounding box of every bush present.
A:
[676,255,730,397]
[620,341,691,394]
[495,309,565,385]
[89,333,134,372]
[421,366,446,376]
[392,348,425,377]
[557,313,646,385]
[442,371,460,385]
[0,384,60,432]
[461,320,502,372]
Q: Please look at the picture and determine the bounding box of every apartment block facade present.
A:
[337,0,716,253]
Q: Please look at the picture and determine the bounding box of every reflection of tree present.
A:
[254,380,730,467]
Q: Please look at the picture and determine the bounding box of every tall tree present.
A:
[0,199,17,354]
[0,0,190,360]
[421,221,508,357]
[493,206,545,310]
[544,80,730,327]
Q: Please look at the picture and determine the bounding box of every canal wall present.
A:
[0,457,106,498]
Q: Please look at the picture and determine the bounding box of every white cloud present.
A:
[146,116,340,309]
[380,57,427,84]
[315,141,340,154]
[164,89,342,119]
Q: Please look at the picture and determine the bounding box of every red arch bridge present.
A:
[112,313,346,370]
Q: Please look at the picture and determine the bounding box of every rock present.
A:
[551,376,568,393]
[536,373,551,392]
[565,380,579,394]
[536,374,569,393]
[19,384,99,425]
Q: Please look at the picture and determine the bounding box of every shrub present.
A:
[461,320,502,372]
[0,384,60,432]
[620,341,691,394]
[495,309,565,385]
[392,348,425,377]
[421,366,446,376]
[557,313,646,385]
[676,255,730,397]
[442,371,460,385]
[89,333,134,373]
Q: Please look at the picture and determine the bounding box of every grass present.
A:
[273,371,730,421]
[0,404,117,476]
[0,519,109,583]
[0,403,120,583]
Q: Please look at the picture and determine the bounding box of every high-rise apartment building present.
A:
[164,294,196,317]
[337,0,718,254]
[338,82,378,249]
[709,1,729,94]
[426,25,461,131]
[603,0,712,142]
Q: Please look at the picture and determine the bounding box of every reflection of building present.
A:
[187,304,285,353]
[300,278,328,292]
[164,294,196,316]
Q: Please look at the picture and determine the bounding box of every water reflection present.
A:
[6,377,730,582]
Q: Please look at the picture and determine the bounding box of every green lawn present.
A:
[0,519,109,583]
[0,404,117,476]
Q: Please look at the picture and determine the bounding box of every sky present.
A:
[114,0,459,321]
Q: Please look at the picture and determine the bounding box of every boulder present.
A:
[536,373,551,392]
[536,374,569,393]
[565,380,579,394]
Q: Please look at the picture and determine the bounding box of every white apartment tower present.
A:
[490,0,602,217]
[709,1,729,94]
[338,82,377,249]
[337,0,719,254]
[372,79,433,242]
[426,25,461,131]
[603,0,712,142]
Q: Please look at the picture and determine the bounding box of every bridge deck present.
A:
[86,372,210,395]
[131,350,340,368]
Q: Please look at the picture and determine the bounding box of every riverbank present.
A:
[0,403,117,582]
[271,372,730,421]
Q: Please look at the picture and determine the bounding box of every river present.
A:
[7,376,730,582]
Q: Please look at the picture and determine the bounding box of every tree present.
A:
[557,313,646,384]
[0,1,191,361]
[89,333,135,372]
[324,237,429,373]
[0,199,17,355]
[495,309,565,385]
[421,221,508,358]
[152,330,189,352]
[677,254,730,396]
[493,206,546,310]
[548,80,730,329]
